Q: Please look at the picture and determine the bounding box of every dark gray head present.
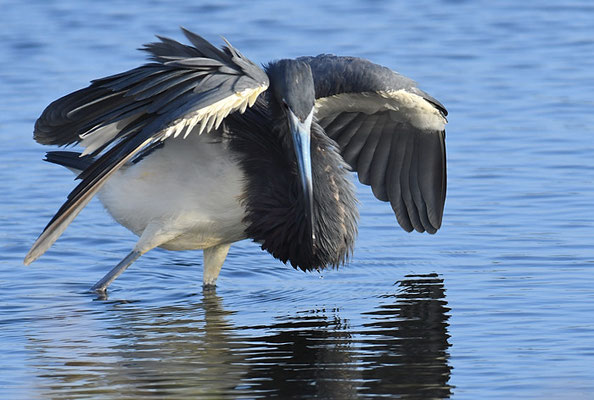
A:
[266,59,316,120]
[265,59,317,241]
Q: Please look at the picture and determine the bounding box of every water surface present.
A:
[1,1,594,399]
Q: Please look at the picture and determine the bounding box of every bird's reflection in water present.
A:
[29,289,248,398]
[30,274,451,398]
[237,309,359,399]
[238,273,452,399]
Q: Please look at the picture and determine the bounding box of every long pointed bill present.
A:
[288,108,315,243]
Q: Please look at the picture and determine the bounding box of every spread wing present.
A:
[24,28,269,265]
[299,55,447,234]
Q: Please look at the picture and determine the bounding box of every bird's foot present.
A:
[202,282,217,292]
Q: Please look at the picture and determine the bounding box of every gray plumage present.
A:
[26,28,447,292]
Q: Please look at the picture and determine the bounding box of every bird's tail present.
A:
[44,151,95,173]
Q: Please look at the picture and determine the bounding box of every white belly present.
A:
[97,133,248,250]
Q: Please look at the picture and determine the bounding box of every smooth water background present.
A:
[1,1,593,399]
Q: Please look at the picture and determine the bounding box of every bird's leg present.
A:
[90,250,142,292]
[90,221,182,293]
[203,243,231,288]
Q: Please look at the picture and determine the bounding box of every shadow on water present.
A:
[28,274,452,399]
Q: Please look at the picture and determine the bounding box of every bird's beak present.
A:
[288,108,315,243]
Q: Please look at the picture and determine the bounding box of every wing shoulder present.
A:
[299,54,447,116]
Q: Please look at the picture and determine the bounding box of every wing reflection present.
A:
[28,274,451,398]
[359,273,453,398]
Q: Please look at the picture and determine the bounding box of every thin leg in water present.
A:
[90,221,181,293]
[90,250,142,292]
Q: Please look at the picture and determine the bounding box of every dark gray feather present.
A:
[340,115,377,171]
[94,65,166,91]
[418,130,446,229]
[323,112,359,139]
[123,69,188,97]
[45,151,94,172]
[368,128,392,202]
[409,135,431,233]
[352,113,383,185]
[330,113,365,151]
[386,128,413,232]
[398,131,423,232]
[180,28,229,61]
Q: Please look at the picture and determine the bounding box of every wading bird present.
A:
[24,28,447,293]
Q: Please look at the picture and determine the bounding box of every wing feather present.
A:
[418,130,447,229]
[25,28,269,265]
[341,114,378,171]
[386,127,413,232]
[93,65,167,90]
[398,131,423,232]
[124,69,189,98]
[409,134,432,233]
[322,112,359,138]
[368,127,392,202]
[305,54,447,233]
[330,113,365,151]
[354,113,384,185]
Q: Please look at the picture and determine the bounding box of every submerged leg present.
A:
[90,221,181,293]
[203,243,231,287]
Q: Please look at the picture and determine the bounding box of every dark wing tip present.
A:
[409,87,448,117]
[428,99,448,117]
[33,86,106,146]
[416,128,446,233]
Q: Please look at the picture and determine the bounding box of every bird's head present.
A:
[266,59,316,242]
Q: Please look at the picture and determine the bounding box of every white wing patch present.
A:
[162,83,268,140]
[314,90,447,131]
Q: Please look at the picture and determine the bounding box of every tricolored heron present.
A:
[24,28,447,293]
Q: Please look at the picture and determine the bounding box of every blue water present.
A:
[1,1,594,399]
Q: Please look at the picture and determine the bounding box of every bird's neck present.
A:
[228,108,359,271]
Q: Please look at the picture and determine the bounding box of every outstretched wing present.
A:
[299,55,447,234]
[25,28,269,265]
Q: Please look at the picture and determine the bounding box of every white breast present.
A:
[97,133,248,250]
